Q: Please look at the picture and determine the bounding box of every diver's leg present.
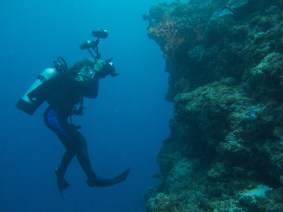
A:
[59,121,131,188]
[56,134,76,176]
[44,108,77,191]
[44,106,75,174]
[56,150,75,176]
[72,130,131,187]
[72,133,94,178]
[55,135,77,191]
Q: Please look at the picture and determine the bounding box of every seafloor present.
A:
[144,0,283,211]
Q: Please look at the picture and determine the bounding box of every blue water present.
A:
[0,0,174,211]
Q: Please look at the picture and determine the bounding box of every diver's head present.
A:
[95,59,118,78]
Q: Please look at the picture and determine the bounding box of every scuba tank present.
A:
[16,68,60,115]
[16,57,68,115]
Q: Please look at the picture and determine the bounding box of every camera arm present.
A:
[80,38,101,60]
[93,38,101,59]
[80,29,108,60]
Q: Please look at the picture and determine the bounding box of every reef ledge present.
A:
[144,0,283,211]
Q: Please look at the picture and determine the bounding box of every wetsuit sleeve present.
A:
[81,77,99,98]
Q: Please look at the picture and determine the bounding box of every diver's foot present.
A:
[87,167,131,188]
[55,169,70,191]
[56,177,70,191]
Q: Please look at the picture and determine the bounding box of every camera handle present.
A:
[94,38,101,59]
[86,38,101,60]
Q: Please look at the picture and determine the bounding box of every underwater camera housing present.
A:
[92,29,108,39]
[80,29,109,60]
[80,29,108,50]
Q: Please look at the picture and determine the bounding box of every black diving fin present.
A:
[87,167,131,187]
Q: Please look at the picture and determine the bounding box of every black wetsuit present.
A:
[44,105,94,179]
[29,71,130,190]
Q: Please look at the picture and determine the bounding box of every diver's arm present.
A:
[81,77,99,98]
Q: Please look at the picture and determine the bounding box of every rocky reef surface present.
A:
[144,0,283,211]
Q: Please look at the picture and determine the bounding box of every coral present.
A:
[244,52,283,102]
[238,184,274,210]
[146,193,182,212]
[207,162,226,180]
[164,159,196,193]
[239,184,273,201]
[227,0,250,11]
[144,0,283,211]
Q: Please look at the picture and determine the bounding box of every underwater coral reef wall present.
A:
[144,0,283,211]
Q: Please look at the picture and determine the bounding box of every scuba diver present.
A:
[16,30,131,193]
